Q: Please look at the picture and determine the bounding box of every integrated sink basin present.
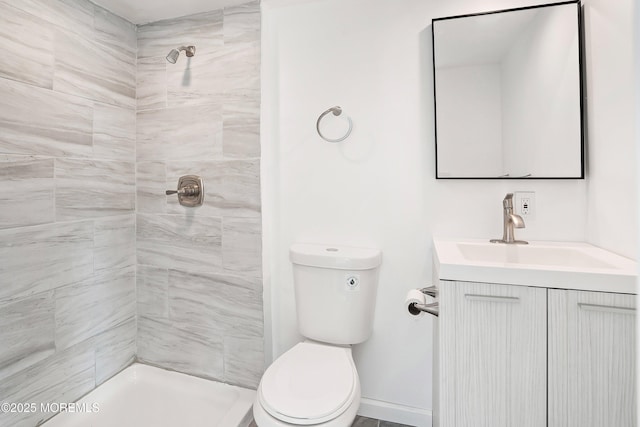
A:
[434,239,637,293]
[456,242,615,270]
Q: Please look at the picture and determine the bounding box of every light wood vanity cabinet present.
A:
[548,290,636,427]
[437,280,636,427]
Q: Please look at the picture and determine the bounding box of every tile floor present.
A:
[353,416,412,427]
[249,415,412,427]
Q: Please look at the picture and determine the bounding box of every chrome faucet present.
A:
[490,193,528,244]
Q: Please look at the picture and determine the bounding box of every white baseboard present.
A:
[358,398,432,427]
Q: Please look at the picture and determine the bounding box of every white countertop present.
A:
[433,238,637,294]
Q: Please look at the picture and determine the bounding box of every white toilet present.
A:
[253,243,382,427]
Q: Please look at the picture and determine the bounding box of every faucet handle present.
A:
[503,193,514,208]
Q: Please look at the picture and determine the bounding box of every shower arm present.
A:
[178,46,196,57]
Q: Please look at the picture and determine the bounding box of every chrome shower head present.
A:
[166,49,180,64]
[166,45,196,64]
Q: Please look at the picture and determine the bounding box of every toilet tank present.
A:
[290,243,382,345]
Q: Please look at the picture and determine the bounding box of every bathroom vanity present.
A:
[432,239,637,427]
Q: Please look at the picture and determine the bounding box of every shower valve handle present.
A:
[165,184,199,197]
[165,175,204,208]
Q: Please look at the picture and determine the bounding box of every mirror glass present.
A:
[432,2,584,179]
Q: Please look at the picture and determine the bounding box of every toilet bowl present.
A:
[253,341,361,427]
[253,243,382,427]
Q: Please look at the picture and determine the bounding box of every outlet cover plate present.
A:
[514,191,536,221]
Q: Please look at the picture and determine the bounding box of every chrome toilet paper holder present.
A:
[409,286,439,317]
[419,286,438,298]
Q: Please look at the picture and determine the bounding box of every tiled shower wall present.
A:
[135,2,263,388]
[0,1,137,426]
[0,0,261,425]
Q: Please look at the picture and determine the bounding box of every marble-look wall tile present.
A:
[219,41,261,96]
[137,265,169,319]
[165,45,259,107]
[136,103,223,161]
[168,269,262,339]
[224,336,263,388]
[55,267,135,351]
[137,10,223,60]
[167,58,224,107]
[2,0,95,39]
[137,58,167,111]
[137,214,223,272]
[0,221,93,302]
[140,9,227,108]
[223,217,262,278]
[166,160,260,217]
[215,159,261,216]
[0,340,95,427]
[54,0,96,35]
[94,215,135,273]
[0,2,54,89]
[54,27,135,108]
[0,292,55,382]
[137,316,224,380]
[0,0,140,420]
[94,5,136,57]
[0,156,54,229]
[0,78,93,158]
[55,158,135,220]
[136,2,262,381]
[165,52,227,107]
[137,161,167,213]
[93,103,136,161]
[161,4,260,106]
[95,317,136,385]
[223,95,260,158]
[224,1,260,44]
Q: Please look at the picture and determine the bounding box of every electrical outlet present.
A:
[514,191,536,221]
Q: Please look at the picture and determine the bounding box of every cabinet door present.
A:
[439,281,547,427]
[548,290,636,427]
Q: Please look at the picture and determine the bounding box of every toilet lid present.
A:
[259,342,357,424]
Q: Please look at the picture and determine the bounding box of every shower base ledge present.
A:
[43,363,255,427]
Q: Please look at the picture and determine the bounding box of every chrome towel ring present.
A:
[316,106,353,143]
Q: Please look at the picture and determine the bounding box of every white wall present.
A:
[261,0,636,424]
[584,0,637,259]
[636,0,640,268]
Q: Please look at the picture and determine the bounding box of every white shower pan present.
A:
[43,363,255,427]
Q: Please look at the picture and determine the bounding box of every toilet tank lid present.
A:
[290,243,382,270]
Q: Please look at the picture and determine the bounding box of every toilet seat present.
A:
[258,342,358,425]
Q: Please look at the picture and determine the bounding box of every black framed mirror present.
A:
[432,1,584,179]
